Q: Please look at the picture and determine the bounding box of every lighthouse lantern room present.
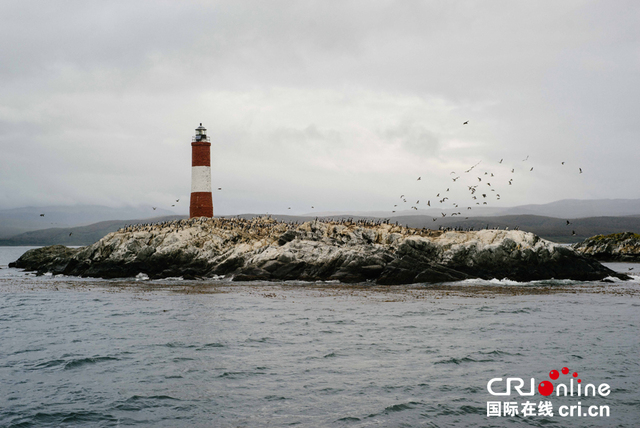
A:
[189,123,213,218]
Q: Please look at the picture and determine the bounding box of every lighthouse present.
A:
[189,123,213,218]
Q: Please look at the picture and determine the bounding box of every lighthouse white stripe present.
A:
[191,166,212,192]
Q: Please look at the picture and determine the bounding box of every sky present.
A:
[1,0,638,216]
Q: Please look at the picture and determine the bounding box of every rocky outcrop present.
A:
[573,232,640,262]
[11,217,628,284]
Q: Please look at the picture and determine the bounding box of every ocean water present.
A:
[1,246,639,427]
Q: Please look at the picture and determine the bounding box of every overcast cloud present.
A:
[1,1,638,215]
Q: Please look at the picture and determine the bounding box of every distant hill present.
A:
[0,215,185,246]
[307,198,640,220]
[0,205,180,239]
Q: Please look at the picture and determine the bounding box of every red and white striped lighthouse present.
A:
[189,123,213,218]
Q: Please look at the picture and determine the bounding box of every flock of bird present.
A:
[116,215,464,240]
[389,120,584,231]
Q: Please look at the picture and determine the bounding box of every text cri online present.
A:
[487,378,610,418]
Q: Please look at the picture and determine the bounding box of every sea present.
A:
[1,246,639,428]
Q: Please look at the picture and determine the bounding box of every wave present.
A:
[64,356,119,370]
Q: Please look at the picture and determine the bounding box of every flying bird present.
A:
[152,207,157,210]
[530,167,534,171]
[463,121,468,125]
[522,155,529,161]
[579,168,583,173]
[499,159,503,163]
[176,199,180,202]
[218,188,222,190]
[417,177,421,180]
[39,213,44,217]
[566,220,571,225]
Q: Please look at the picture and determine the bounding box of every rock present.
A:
[573,232,640,262]
[10,217,629,284]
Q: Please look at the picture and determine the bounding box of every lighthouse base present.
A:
[189,192,213,218]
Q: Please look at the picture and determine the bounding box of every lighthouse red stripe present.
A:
[191,142,211,167]
[190,192,213,218]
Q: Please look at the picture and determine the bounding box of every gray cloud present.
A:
[0,1,638,215]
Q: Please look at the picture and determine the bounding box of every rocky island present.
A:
[573,232,640,262]
[11,217,627,284]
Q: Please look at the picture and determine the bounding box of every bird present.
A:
[288,207,291,210]
[579,168,583,173]
[394,204,397,207]
[572,230,576,236]
[427,200,430,206]
[566,220,571,225]
[499,159,503,163]
[629,267,634,271]
[523,155,529,161]
[400,195,405,198]
[530,167,533,171]
[441,213,446,217]
[152,207,157,210]
[416,200,419,204]
[562,162,565,165]
[69,232,72,236]
[39,213,44,217]
[417,177,421,180]
[218,188,222,190]
[171,204,175,207]
[478,177,482,182]
[511,169,515,173]
[176,199,180,202]
[433,218,437,222]
[463,121,468,125]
